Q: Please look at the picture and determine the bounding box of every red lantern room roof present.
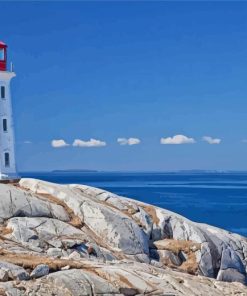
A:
[0,41,7,48]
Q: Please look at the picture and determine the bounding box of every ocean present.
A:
[20,171,247,237]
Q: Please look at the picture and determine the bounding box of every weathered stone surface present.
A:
[6,217,86,249]
[82,200,149,256]
[133,207,153,237]
[158,249,182,266]
[47,248,63,258]
[47,269,119,295]
[154,239,173,250]
[0,282,24,296]
[68,251,81,260]
[146,204,247,279]
[216,247,247,284]
[220,247,246,273]
[85,244,117,261]
[0,269,8,282]
[198,242,215,277]
[20,179,149,257]
[217,268,246,284]
[0,261,30,281]
[30,264,49,278]
[1,261,247,296]
[0,184,69,221]
[0,178,244,295]
[20,179,86,220]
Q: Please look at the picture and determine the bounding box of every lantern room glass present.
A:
[0,49,4,61]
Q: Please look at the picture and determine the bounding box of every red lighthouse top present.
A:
[0,41,7,71]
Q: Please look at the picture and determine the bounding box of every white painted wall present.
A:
[0,71,17,179]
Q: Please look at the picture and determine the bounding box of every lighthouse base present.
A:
[0,172,19,181]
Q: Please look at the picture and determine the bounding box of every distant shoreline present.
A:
[19,170,247,174]
[52,169,98,173]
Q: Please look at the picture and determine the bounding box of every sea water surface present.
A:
[21,171,247,237]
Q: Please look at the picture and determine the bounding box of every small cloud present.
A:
[23,141,32,144]
[242,139,247,143]
[117,138,141,146]
[202,136,221,144]
[73,138,106,147]
[51,139,70,148]
[160,134,196,145]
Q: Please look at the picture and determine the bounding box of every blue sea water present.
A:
[20,171,247,237]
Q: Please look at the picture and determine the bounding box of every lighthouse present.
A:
[0,41,17,179]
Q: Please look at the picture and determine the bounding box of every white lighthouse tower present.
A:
[0,41,17,179]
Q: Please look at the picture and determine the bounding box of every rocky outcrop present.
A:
[0,178,245,295]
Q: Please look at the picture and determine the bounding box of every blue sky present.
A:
[1,1,247,171]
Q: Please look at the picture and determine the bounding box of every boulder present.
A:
[30,264,49,278]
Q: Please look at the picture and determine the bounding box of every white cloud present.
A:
[51,139,70,148]
[242,139,247,143]
[117,138,141,146]
[202,136,221,144]
[160,134,196,145]
[23,140,32,144]
[73,138,106,147]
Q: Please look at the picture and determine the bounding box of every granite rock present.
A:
[30,264,49,279]
[0,178,243,295]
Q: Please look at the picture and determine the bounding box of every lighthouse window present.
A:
[4,153,9,167]
[3,119,7,132]
[1,86,5,99]
[0,49,4,61]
